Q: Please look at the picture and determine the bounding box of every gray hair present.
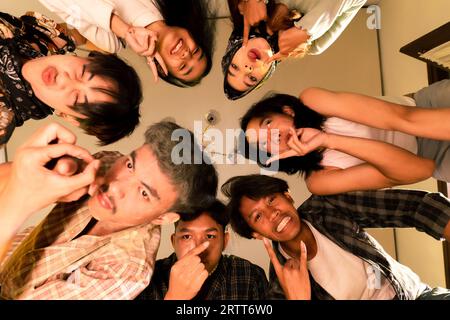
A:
[144,121,218,214]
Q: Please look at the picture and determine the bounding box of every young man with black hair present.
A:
[222,174,450,300]
[138,199,268,300]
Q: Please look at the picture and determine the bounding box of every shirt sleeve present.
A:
[289,0,366,54]
[321,189,450,240]
[17,260,151,300]
[38,0,122,53]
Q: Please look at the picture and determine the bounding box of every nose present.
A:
[269,209,280,222]
[181,48,192,59]
[107,179,125,200]
[244,64,253,73]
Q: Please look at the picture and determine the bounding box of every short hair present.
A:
[239,92,326,177]
[221,174,289,239]
[144,121,218,215]
[73,51,141,145]
[174,199,228,231]
[153,0,216,87]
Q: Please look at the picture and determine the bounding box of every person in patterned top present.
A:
[138,199,269,300]
[0,121,218,300]
[0,11,142,146]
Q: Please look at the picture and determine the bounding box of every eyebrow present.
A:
[130,151,160,200]
[178,227,219,233]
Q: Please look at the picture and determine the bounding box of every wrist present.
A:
[110,14,130,39]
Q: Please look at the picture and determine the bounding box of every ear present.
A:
[170,233,175,250]
[152,212,180,225]
[238,1,245,14]
[251,232,264,240]
[56,112,81,127]
[282,106,295,118]
[223,231,230,251]
[283,191,294,204]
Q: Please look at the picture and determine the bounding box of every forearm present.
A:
[110,14,131,40]
[326,134,435,184]
[300,88,411,129]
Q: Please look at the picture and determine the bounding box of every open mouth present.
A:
[171,39,183,55]
[248,48,261,62]
[41,66,57,86]
[276,216,291,233]
[97,191,114,212]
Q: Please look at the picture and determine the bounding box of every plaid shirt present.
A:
[267,189,450,300]
[0,151,161,300]
[137,253,269,300]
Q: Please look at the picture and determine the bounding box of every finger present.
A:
[57,186,89,202]
[243,17,250,47]
[53,156,80,176]
[265,149,298,165]
[300,241,308,271]
[58,159,100,194]
[40,144,94,166]
[154,52,168,76]
[185,241,210,257]
[146,58,159,83]
[266,52,286,64]
[263,237,283,278]
[25,123,77,148]
[140,37,157,57]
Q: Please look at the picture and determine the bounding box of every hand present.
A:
[2,123,100,214]
[263,238,311,300]
[53,156,92,202]
[266,127,327,164]
[239,0,268,47]
[124,27,168,82]
[164,242,210,300]
[266,27,310,64]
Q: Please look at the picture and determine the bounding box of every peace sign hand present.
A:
[263,238,311,300]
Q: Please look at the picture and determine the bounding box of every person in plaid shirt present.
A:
[0,121,218,300]
[138,199,268,300]
[222,174,450,300]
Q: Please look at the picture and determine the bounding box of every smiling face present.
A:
[21,55,116,122]
[226,37,273,92]
[157,26,207,82]
[172,212,228,273]
[245,108,296,155]
[239,193,301,242]
[87,145,178,230]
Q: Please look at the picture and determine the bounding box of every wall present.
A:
[2,1,389,276]
[378,0,450,288]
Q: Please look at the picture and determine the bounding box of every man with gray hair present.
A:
[0,121,218,300]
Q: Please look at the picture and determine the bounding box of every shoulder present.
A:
[223,255,266,277]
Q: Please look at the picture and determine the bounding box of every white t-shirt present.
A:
[39,0,164,52]
[279,221,397,300]
[321,96,418,169]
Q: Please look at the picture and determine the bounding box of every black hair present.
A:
[221,174,289,239]
[175,199,228,232]
[72,51,141,145]
[144,121,218,216]
[152,0,215,87]
[239,93,326,177]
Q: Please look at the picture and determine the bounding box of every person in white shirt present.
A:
[40,0,215,87]
[239,81,450,195]
[222,0,366,100]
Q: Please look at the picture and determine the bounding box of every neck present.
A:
[280,220,317,261]
[86,219,128,237]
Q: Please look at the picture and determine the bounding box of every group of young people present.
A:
[0,0,450,300]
